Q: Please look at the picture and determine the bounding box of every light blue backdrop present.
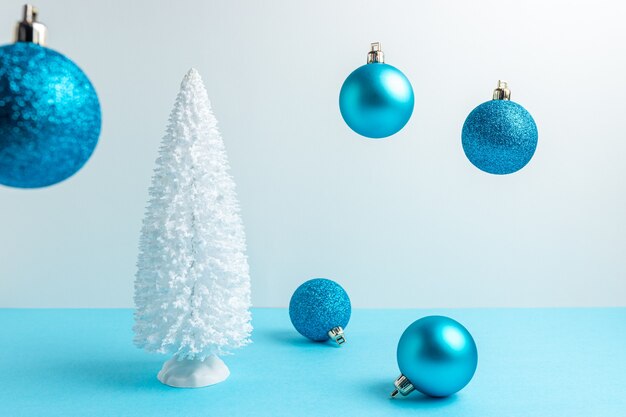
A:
[0,0,625,307]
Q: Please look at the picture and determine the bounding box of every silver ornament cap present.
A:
[15,4,47,46]
[492,80,511,100]
[366,42,384,64]
[390,374,416,398]
[327,326,346,346]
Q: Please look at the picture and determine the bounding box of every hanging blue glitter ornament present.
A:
[289,278,351,345]
[339,42,414,139]
[391,316,478,398]
[0,5,101,188]
[462,81,537,175]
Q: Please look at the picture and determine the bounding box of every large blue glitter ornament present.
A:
[0,6,101,188]
[289,278,351,345]
[339,42,413,139]
[391,316,478,398]
[462,81,537,175]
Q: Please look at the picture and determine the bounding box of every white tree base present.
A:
[157,354,230,388]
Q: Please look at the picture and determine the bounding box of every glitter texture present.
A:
[0,42,101,188]
[289,278,351,341]
[462,100,538,175]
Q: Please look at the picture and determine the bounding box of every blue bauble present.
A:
[397,316,478,397]
[339,63,414,139]
[462,100,537,175]
[289,278,351,342]
[0,42,101,188]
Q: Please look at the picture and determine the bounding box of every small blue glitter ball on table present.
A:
[0,42,101,188]
[395,316,478,398]
[289,278,351,342]
[462,100,538,175]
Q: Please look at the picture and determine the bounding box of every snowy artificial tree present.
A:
[134,68,252,388]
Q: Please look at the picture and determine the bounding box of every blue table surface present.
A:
[1,308,625,417]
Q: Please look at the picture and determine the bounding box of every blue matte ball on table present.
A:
[289,278,351,345]
[391,316,478,398]
[339,43,414,139]
[462,81,538,175]
[0,42,101,188]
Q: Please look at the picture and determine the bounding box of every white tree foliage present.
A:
[134,69,252,360]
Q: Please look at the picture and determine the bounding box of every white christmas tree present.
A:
[134,68,252,388]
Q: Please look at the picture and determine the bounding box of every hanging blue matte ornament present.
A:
[339,42,414,139]
[0,5,101,188]
[462,81,537,175]
[289,278,351,345]
[391,316,478,398]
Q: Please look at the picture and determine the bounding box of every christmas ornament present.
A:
[289,278,351,345]
[462,81,537,175]
[0,5,101,188]
[134,69,251,388]
[391,316,478,398]
[339,42,414,139]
